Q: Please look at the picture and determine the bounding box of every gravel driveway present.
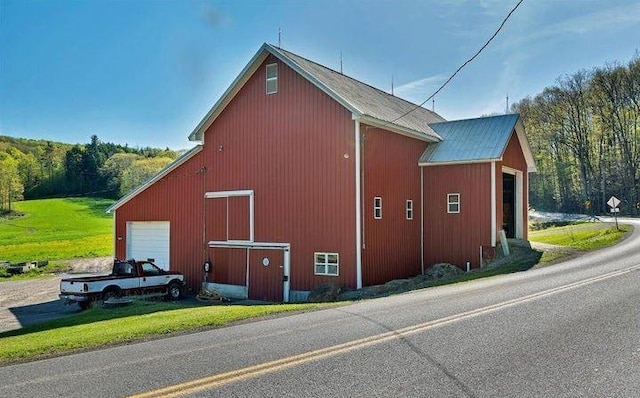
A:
[0,257,112,334]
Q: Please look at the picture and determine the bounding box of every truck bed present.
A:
[60,274,129,283]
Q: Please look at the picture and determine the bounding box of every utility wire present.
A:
[390,0,524,124]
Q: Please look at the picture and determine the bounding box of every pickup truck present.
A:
[59,259,185,310]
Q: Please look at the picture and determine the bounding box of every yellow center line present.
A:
[129,264,640,398]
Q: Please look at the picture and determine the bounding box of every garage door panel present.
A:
[127,222,170,270]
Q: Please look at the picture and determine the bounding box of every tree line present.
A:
[0,135,179,212]
[515,55,640,216]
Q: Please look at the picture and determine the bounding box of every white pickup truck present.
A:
[59,259,185,310]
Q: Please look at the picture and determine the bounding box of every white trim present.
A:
[514,119,537,173]
[204,190,254,242]
[107,145,203,213]
[283,249,290,302]
[374,196,382,219]
[491,161,496,247]
[358,115,441,143]
[447,193,460,214]
[208,241,289,249]
[406,200,413,220]
[420,167,424,274]
[354,118,362,290]
[418,158,501,167]
[314,252,339,276]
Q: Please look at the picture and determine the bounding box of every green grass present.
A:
[0,300,337,364]
[0,198,114,264]
[529,222,631,250]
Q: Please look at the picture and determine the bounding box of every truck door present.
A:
[139,262,171,291]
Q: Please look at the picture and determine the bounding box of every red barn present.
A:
[108,43,536,302]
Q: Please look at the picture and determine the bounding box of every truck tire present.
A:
[167,282,182,301]
[102,288,121,302]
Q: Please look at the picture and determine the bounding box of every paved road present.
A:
[1,220,639,397]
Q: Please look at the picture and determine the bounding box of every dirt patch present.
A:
[0,257,112,333]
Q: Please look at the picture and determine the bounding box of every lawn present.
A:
[0,197,114,264]
[0,300,337,364]
[529,222,631,251]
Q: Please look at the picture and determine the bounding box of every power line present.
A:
[390,0,524,124]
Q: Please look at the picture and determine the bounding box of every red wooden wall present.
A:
[114,152,205,292]
[361,126,426,285]
[202,54,357,294]
[422,162,492,269]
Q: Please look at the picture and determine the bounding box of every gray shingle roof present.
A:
[270,45,445,141]
[419,114,520,164]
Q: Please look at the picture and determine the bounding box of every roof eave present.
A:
[106,145,204,213]
[514,118,537,173]
[188,45,271,142]
[358,115,442,143]
[418,158,499,167]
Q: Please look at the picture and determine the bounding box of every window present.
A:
[406,200,413,220]
[374,197,382,219]
[447,193,460,213]
[315,253,339,276]
[266,63,277,94]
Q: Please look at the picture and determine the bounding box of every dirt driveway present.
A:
[0,257,112,334]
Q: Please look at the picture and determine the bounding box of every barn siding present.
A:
[500,132,529,240]
[361,126,426,286]
[422,163,492,269]
[202,54,357,294]
[114,151,205,292]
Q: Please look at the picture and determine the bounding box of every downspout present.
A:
[491,161,496,247]
[354,117,363,289]
[420,166,424,274]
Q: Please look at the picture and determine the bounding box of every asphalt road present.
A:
[1,219,639,397]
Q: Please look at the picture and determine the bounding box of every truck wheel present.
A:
[103,289,120,302]
[167,282,182,301]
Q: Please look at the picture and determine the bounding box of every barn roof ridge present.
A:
[188,43,445,143]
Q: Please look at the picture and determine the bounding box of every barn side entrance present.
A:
[207,243,290,302]
[502,167,524,239]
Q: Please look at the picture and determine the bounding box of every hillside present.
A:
[0,135,179,210]
[0,198,115,264]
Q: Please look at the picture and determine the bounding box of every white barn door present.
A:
[126,221,170,270]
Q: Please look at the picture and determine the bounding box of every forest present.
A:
[514,55,639,216]
[0,135,179,212]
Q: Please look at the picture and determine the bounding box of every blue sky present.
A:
[1,0,639,150]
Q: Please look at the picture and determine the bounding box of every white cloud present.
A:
[393,74,447,103]
[507,2,640,47]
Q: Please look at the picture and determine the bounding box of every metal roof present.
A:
[419,114,520,165]
[271,46,445,140]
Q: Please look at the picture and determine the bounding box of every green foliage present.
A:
[0,135,180,203]
[0,301,335,363]
[515,55,640,215]
[0,198,114,264]
[529,222,631,251]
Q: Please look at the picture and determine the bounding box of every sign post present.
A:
[607,196,621,230]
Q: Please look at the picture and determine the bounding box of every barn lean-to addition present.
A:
[107,43,536,302]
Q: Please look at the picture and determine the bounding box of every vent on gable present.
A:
[266,63,277,94]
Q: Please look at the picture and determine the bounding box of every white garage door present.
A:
[126,221,170,270]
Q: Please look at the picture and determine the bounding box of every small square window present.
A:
[406,200,413,220]
[314,252,339,276]
[447,193,460,213]
[374,197,382,219]
[266,63,277,94]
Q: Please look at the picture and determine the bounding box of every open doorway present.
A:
[502,173,516,238]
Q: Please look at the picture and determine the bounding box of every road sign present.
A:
[607,196,620,209]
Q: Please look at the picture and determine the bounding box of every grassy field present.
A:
[529,222,631,251]
[0,300,338,364]
[0,197,114,264]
